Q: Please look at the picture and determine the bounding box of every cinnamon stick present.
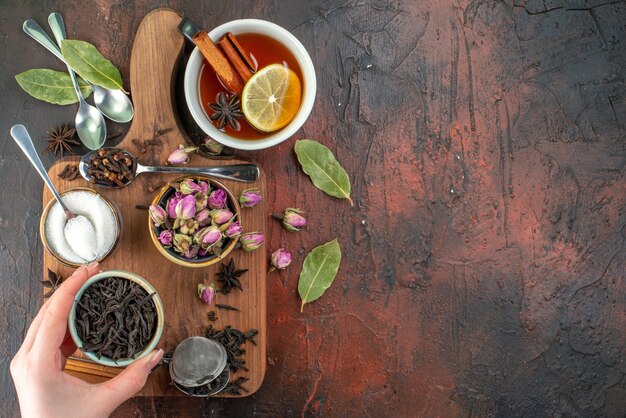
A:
[218,33,256,84]
[218,36,253,83]
[193,31,244,94]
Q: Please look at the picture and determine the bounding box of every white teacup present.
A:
[184,19,316,151]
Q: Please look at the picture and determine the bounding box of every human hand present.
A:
[10,263,164,418]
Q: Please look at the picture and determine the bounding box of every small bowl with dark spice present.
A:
[148,175,241,268]
[68,270,164,367]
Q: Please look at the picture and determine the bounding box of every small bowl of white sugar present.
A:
[40,188,121,266]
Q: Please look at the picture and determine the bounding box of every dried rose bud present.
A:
[210,208,234,225]
[240,232,264,252]
[197,283,216,305]
[196,208,210,226]
[224,221,243,238]
[195,192,208,211]
[167,145,198,165]
[198,180,210,195]
[180,218,199,235]
[208,189,228,209]
[149,204,167,227]
[173,233,192,254]
[167,192,184,219]
[282,208,307,232]
[239,188,262,208]
[175,195,197,220]
[201,225,222,246]
[158,230,174,246]
[184,245,200,259]
[180,179,203,195]
[203,137,224,155]
[271,248,293,270]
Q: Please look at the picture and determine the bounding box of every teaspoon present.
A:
[23,17,133,126]
[23,19,106,150]
[79,147,261,186]
[10,124,86,224]
[46,13,134,123]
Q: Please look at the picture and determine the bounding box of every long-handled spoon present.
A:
[11,125,101,262]
[22,19,106,150]
[23,16,134,124]
[46,12,134,123]
[79,147,261,186]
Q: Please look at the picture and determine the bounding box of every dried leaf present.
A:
[15,69,92,105]
[60,40,125,91]
[294,139,353,205]
[298,239,341,312]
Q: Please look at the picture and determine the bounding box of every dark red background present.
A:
[0,1,624,416]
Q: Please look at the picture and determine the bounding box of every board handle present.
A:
[124,9,187,154]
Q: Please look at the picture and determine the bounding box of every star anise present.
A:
[44,124,79,157]
[42,269,63,299]
[209,92,244,131]
[216,258,248,294]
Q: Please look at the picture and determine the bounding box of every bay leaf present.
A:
[15,69,92,105]
[60,39,125,91]
[295,139,353,206]
[298,239,341,312]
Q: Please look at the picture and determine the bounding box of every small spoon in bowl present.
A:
[10,125,98,260]
[79,147,261,187]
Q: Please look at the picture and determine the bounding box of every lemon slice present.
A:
[241,64,302,132]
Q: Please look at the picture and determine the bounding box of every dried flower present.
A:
[239,188,262,208]
[198,180,210,195]
[203,137,225,155]
[180,179,203,195]
[195,192,208,211]
[196,209,211,226]
[225,221,243,238]
[180,218,199,235]
[184,245,200,259]
[158,230,174,246]
[167,192,184,219]
[196,225,222,246]
[208,189,228,209]
[149,204,167,227]
[270,248,292,270]
[167,145,198,165]
[198,283,216,305]
[240,232,264,252]
[275,208,307,232]
[173,233,192,254]
[175,195,197,220]
[211,209,234,225]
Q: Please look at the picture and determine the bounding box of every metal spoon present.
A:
[79,147,261,186]
[46,13,134,123]
[22,19,106,150]
[10,124,79,221]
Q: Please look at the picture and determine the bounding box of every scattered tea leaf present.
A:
[295,139,353,206]
[298,239,341,312]
[15,69,92,105]
[60,39,125,91]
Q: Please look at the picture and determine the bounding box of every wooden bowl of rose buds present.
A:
[148,175,242,268]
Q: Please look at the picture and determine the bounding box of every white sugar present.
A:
[45,190,118,264]
[64,216,98,261]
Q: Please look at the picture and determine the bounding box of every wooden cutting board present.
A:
[42,8,266,397]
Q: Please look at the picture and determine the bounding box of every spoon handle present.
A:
[138,164,261,183]
[22,19,67,64]
[47,13,85,104]
[10,125,70,213]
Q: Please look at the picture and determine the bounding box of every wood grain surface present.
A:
[42,9,267,397]
[1,1,625,417]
